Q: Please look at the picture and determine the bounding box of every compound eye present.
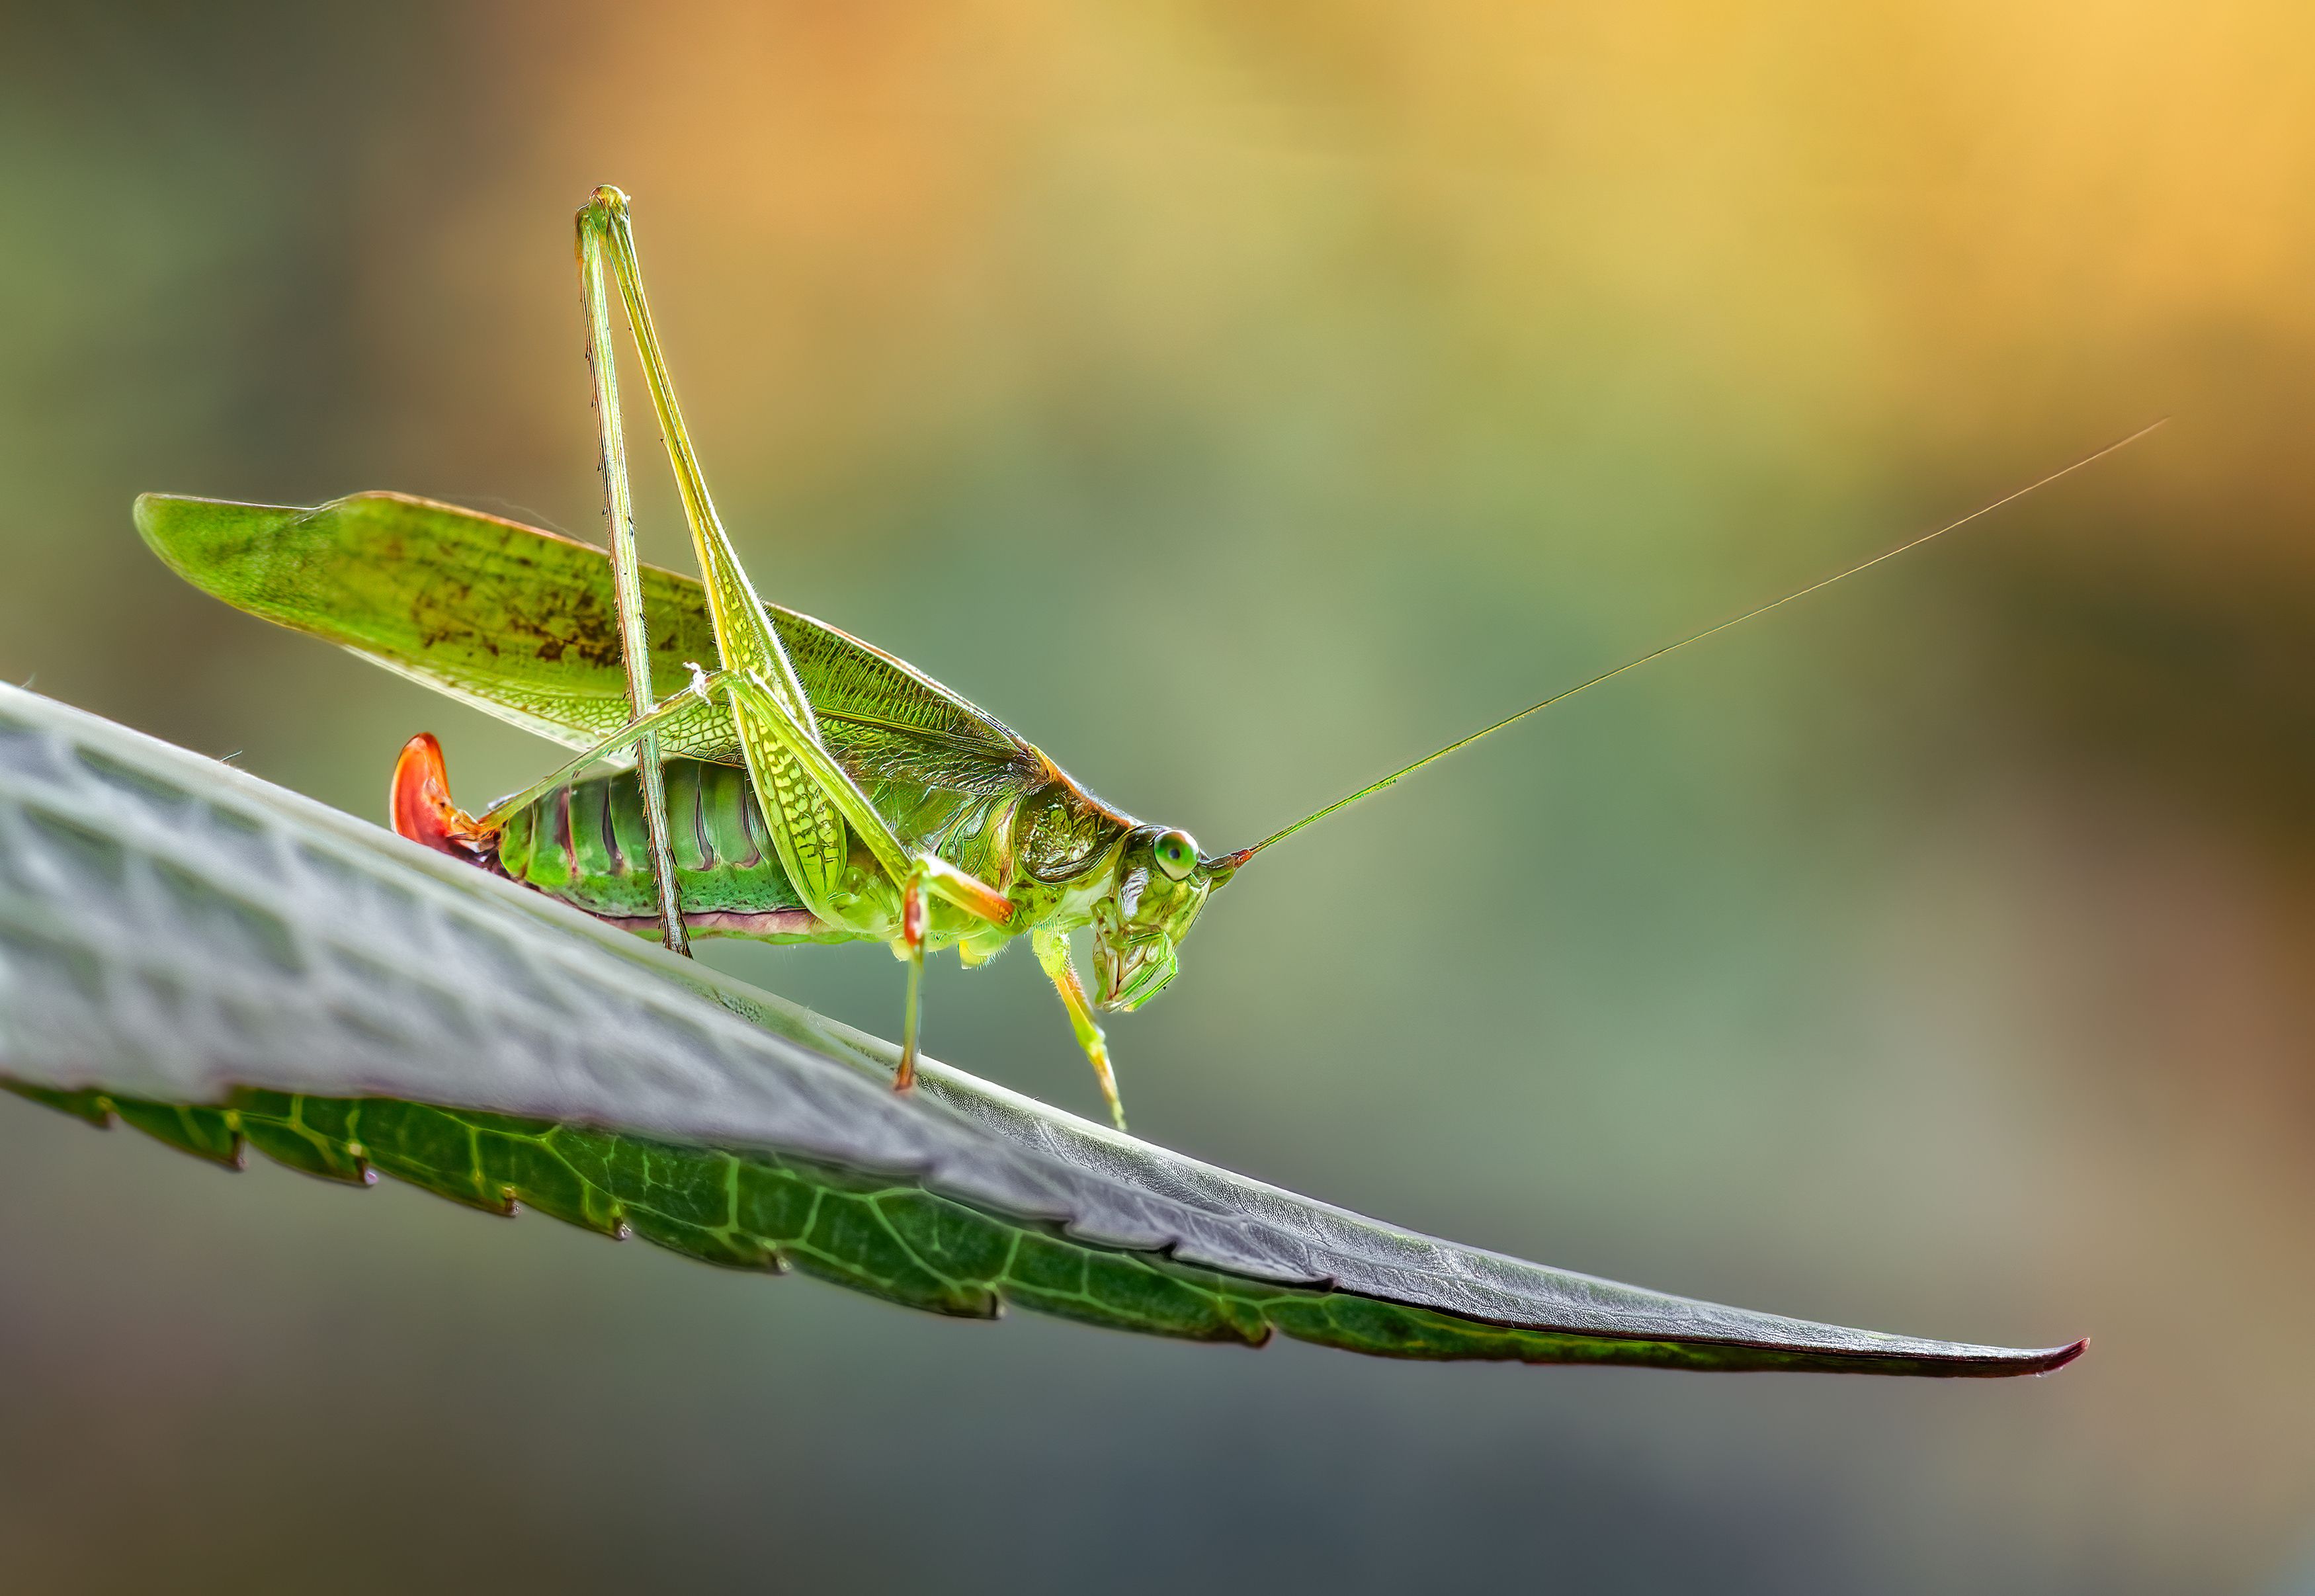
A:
[1152,829,1198,881]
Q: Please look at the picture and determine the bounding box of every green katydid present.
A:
[136,186,2160,1132]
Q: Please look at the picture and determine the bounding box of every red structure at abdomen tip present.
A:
[390,732,497,862]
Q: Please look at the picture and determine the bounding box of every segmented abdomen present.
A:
[497,759,814,933]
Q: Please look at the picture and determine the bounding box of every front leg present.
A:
[1032,927,1126,1132]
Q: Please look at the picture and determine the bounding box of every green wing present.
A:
[136,491,1049,799]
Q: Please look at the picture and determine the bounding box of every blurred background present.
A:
[3,2,2312,1591]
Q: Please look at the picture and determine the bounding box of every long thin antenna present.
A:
[1212,418,2166,869]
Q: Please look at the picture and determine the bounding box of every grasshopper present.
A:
[136,187,2158,1131]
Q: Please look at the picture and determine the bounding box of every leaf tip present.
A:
[2039,1336,2089,1374]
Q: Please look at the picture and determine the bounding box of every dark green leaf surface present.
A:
[0,685,2082,1374]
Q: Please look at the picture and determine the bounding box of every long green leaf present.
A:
[0,685,2081,1374]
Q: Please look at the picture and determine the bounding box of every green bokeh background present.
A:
[5,4,2312,1591]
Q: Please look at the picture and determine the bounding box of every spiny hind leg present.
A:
[575,188,688,954]
[568,192,1022,1062]
[1032,927,1126,1132]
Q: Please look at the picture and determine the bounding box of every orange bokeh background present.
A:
[3,5,2312,1591]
